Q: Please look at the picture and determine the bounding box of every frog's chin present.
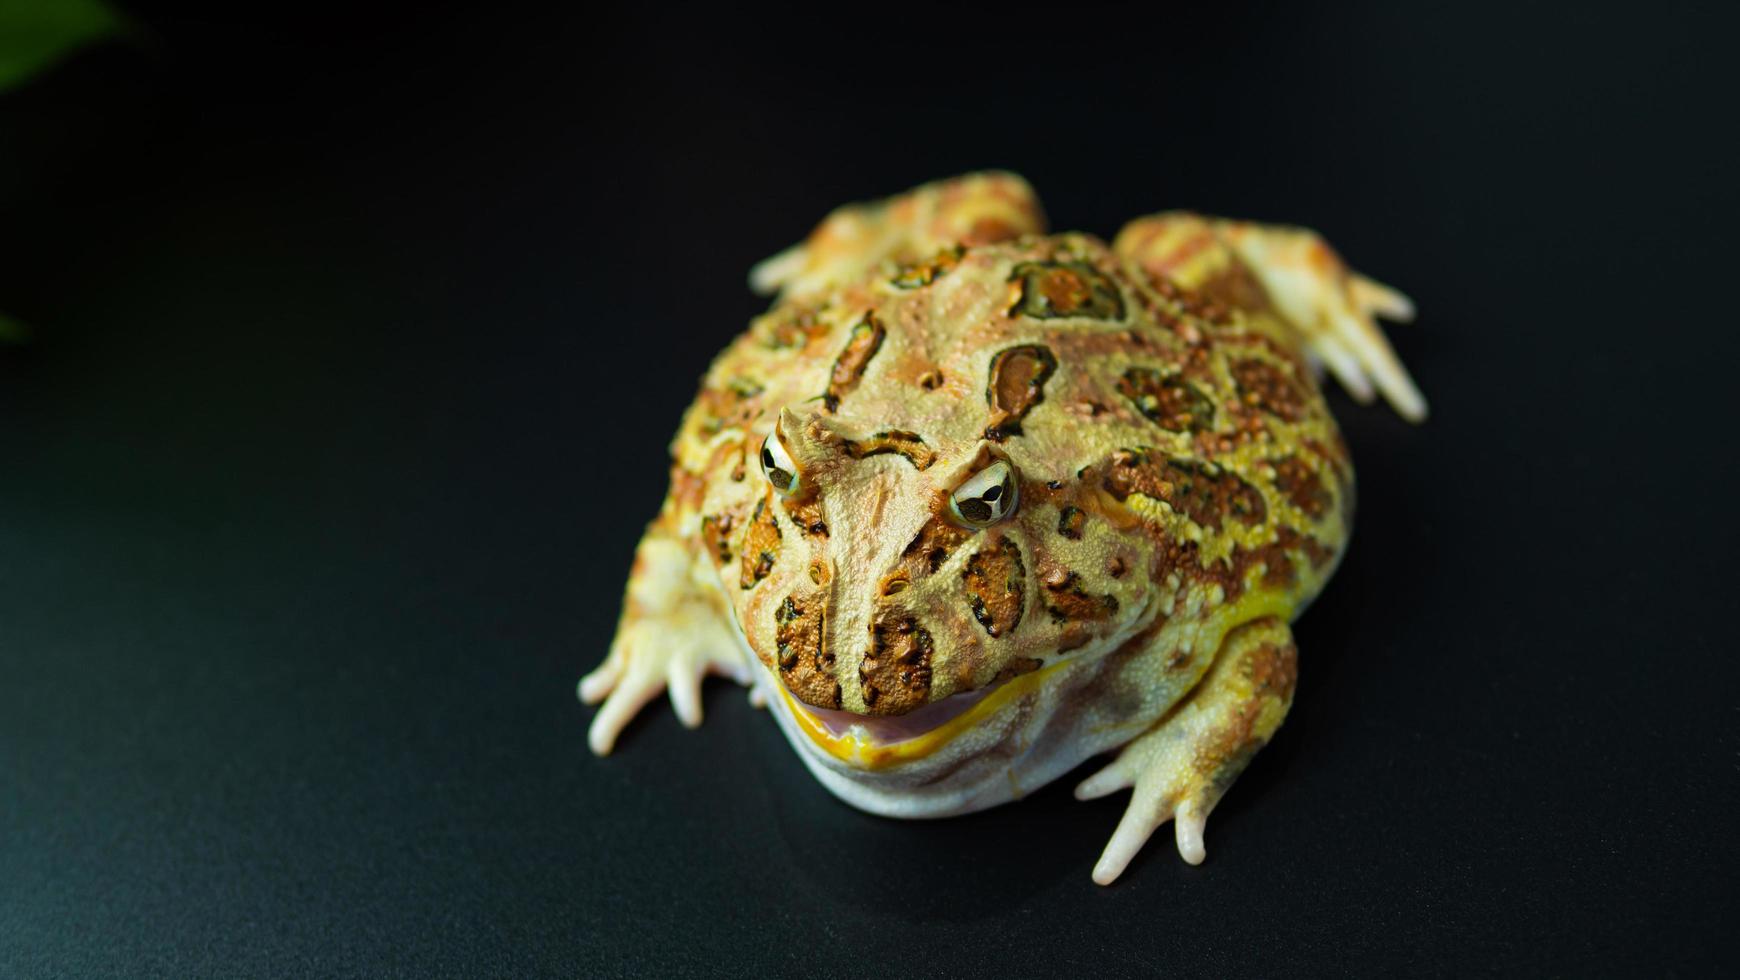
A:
[745,597,1163,820]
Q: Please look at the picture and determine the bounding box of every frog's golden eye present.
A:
[759,433,800,496]
[949,459,1018,528]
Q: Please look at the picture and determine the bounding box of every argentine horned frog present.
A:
[581,173,1423,884]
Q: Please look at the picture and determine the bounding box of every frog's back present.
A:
[671,226,1357,656]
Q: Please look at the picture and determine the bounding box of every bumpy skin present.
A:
[580,172,1422,884]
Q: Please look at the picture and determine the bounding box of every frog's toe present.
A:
[586,654,666,756]
[1074,754,1136,801]
[577,655,623,706]
[1173,796,1210,866]
[667,658,705,729]
[1083,758,1219,884]
[1091,776,1172,885]
[1350,272,1416,323]
[670,652,754,729]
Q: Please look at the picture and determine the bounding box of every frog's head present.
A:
[734,404,1160,810]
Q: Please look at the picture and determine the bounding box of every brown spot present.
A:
[823,312,885,412]
[1318,432,1354,471]
[774,590,840,709]
[1243,639,1299,701]
[700,514,734,566]
[1056,506,1086,540]
[669,466,708,513]
[992,656,1042,684]
[967,217,1021,244]
[784,496,829,537]
[1271,456,1332,520]
[1203,263,1270,317]
[860,611,934,714]
[1042,571,1120,623]
[1232,358,1306,422]
[1057,627,1093,653]
[1127,264,1238,328]
[1116,367,1215,433]
[694,376,765,436]
[984,344,1058,440]
[898,516,973,581]
[1102,452,1267,530]
[1009,261,1125,320]
[1248,540,1298,589]
[754,303,831,351]
[891,245,964,289]
[962,536,1026,638]
[842,429,937,470]
[1225,526,1337,598]
[1149,261,1268,324]
[738,494,782,589]
[1285,525,1337,571]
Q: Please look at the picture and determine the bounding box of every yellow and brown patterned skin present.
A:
[579,172,1423,885]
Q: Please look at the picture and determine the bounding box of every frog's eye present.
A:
[949,459,1019,528]
[759,433,801,496]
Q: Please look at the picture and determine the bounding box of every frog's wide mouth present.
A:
[771,662,1066,771]
[797,683,999,741]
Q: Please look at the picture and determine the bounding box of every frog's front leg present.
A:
[1075,617,1299,885]
[1115,212,1426,421]
[579,521,751,755]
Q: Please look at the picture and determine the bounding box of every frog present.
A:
[579,172,1424,884]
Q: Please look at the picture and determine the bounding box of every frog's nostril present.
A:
[881,575,910,596]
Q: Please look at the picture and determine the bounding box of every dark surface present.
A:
[1,3,1734,976]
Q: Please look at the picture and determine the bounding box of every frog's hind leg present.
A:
[1114,212,1426,421]
[1075,617,1298,885]
[580,526,752,755]
[749,171,1047,301]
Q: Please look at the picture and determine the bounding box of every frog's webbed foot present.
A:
[1074,618,1298,885]
[580,533,750,755]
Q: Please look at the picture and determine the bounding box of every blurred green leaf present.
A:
[0,0,123,93]
[0,311,30,343]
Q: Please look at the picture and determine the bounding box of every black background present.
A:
[2,2,1735,976]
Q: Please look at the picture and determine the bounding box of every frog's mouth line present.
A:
[758,587,1298,775]
[771,663,1066,772]
[797,684,1001,741]
[718,582,1168,774]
